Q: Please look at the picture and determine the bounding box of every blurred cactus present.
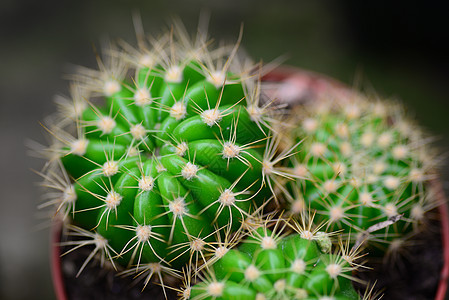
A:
[283,96,439,254]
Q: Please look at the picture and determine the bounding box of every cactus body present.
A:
[285,98,436,253]
[43,25,282,275]
[187,223,360,300]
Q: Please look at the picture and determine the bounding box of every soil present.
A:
[354,209,443,300]
[60,241,177,300]
[59,209,443,300]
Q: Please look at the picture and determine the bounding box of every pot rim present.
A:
[51,220,68,300]
[435,180,449,300]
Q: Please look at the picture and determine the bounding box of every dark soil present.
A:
[60,241,177,300]
[354,209,444,300]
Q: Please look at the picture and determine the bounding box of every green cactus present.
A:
[283,97,438,254]
[38,22,297,286]
[35,20,408,299]
[184,217,365,300]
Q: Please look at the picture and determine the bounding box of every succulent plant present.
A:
[34,18,425,300]
[184,217,366,300]
[283,97,439,254]
[37,21,300,288]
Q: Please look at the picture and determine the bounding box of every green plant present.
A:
[283,97,439,254]
[184,217,367,300]
[36,19,427,300]
[38,22,297,287]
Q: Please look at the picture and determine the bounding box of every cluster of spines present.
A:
[282,97,439,254]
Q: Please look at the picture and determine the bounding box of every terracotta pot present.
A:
[434,180,449,300]
[51,221,67,300]
[50,67,449,300]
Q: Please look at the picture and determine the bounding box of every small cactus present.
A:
[283,97,439,254]
[185,217,365,300]
[37,21,296,287]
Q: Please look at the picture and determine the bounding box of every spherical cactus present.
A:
[37,21,294,287]
[284,97,439,254]
[184,217,365,300]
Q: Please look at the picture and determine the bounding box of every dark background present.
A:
[1,1,448,299]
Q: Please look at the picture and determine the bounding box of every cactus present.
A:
[283,97,439,254]
[184,217,367,300]
[35,18,418,299]
[37,20,300,288]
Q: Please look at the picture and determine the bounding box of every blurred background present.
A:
[0,0,448,299]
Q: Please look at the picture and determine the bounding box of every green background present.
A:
[0,1,447,299]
